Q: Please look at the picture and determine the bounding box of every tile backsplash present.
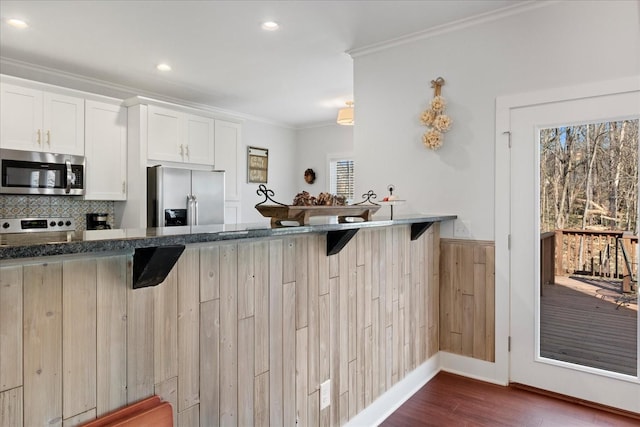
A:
[0,195,115,231]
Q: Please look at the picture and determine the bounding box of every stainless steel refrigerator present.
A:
[147,166,225,227]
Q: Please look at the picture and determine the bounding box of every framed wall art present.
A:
[247,146,269,183]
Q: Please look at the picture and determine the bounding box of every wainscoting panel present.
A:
[439,239,495,362]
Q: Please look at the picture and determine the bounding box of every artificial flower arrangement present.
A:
[420,77,452,150]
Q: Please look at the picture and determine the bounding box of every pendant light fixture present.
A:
[337,101,354,126]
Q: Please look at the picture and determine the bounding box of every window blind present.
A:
[330,159,355,201]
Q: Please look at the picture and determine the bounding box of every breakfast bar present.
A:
[0,214,455,261]
[0,214,455,427]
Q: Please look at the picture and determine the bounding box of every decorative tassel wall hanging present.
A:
[420,77,452,150]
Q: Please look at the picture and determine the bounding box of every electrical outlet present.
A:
[454,219,471,238]
[320,379,331,409]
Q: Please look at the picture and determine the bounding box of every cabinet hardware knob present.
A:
[46,130,51,145]
[37,129,41,144]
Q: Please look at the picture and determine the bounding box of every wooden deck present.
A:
[540,276,637,376]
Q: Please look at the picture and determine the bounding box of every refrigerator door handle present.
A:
[193,196,199,225]
[186,194,194,226]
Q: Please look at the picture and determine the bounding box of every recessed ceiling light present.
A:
[156,63,172,72]
[261,21,279,31]
[7,18,28,29]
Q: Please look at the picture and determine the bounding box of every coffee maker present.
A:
[86,213,111,230]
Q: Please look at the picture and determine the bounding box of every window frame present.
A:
[327,153,355,204]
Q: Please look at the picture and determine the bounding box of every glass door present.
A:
[509,88,639,412]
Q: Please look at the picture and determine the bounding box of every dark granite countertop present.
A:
[0,214,456,261]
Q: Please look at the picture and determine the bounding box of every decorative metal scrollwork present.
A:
[255,184,288,207]
[353,190,378,206]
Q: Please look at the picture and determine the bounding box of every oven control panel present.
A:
[0,217,75,234]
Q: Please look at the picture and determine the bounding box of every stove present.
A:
[0,217,76,234]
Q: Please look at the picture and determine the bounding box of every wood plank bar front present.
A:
[0,222,486,427]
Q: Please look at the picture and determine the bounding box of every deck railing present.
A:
[547,229,638,291]
[540,232,556,286]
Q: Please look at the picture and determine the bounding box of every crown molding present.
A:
[347,1,554,58]
[0,56,294,128]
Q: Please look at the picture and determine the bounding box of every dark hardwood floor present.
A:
[380,372,639,426]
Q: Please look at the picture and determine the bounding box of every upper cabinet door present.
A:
[0,83,84,155]
[84,100,127,200]
[147,106,215,166]
[42,92,85,155]
[0,83,44,150]
[214,119,242,201]
[184,113,214,165]
[147,105,182,162]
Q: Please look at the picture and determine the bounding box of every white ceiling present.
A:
[0,0,528,128]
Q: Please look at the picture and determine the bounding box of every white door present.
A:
[147,105,182,162]
[43,91,85,155]
[0,84,84,155]
[214,120,241,201]
[185,113,214,165]
[0,83,43,150]
[84,100,127,200]
[509,86,640,412]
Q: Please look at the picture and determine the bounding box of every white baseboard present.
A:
[439,351,508,386]
[344,353,441,427]
[338,351,509,426]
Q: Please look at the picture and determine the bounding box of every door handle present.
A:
[186,195,193,225]
[37,129,41,145]
[193,196,199,225]
[46,130,51,145]
[65,160,72,194]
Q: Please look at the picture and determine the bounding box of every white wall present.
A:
[241,122,354,224]
[240,119,298,223]
[295,124,354,194]
[353,0,640,240]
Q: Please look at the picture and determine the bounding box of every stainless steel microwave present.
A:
[1,148,85,196]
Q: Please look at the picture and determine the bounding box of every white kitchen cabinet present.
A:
[120,97,243,229]
[214,119,242,202]
[147,105,182,162]
[185,113,214,165]
[84,100,127,200]
[224,201,241,225]
[0,82,84,155]
[147,105,214,165]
